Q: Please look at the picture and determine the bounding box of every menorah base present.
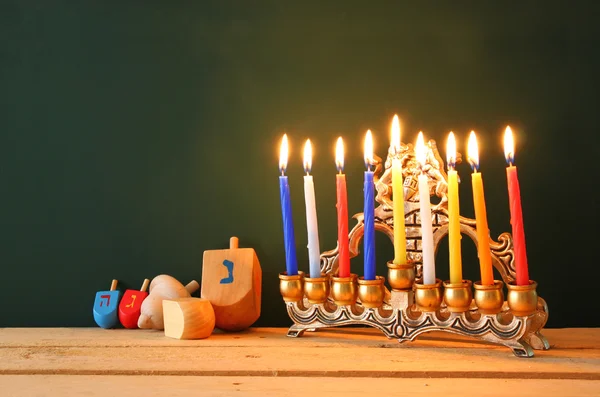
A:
[285,289,549,358]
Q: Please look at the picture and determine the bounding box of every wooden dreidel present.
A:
[93,279,122,329]
[137,274,200,330]
[163,298,215,339]
[201,236,262,331]
[118,278,150,329]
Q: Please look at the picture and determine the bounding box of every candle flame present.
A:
[364,129,374,169]
[335,137,344,172]
[391,115,401,154]
[467,130,479,171]
[279,134,288,173]
[303,139,313,174]
[504,126,515,165]
[446,131,457,169]
[415,131,426,167]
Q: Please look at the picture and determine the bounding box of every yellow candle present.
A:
[468,131,494,286]
[446,132,462,284]
[391,115,407,264]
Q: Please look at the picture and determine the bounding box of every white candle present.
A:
[416,132,436,285]
[303,139,321,278]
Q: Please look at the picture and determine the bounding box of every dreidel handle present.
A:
[140,278,150,292]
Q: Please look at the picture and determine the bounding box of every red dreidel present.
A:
[118,279,150,329]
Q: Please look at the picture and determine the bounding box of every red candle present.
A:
[504,126,530,286]
[335,137,350,277]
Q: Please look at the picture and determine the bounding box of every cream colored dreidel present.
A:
[201,236,262,331]
[163,298,215,340]
[137,275,200,330]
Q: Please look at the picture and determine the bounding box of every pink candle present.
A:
[335,137,350,277]
[504,127,529,286]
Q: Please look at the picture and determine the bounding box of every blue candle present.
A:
[279,134,298,275]
[363,130,376,280]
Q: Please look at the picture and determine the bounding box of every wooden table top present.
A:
[0,327,599,396]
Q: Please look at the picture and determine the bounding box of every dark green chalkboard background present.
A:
[1,1,599,328]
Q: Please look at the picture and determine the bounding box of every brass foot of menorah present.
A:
[279,138,550,358]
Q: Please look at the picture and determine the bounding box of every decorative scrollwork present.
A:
[288,138,548,358]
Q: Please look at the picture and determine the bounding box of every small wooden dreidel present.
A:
[163,298,215,340]
[201,236,262,331]
[137,274,200,330]
[118,278,150,329]
[93,279,122,329]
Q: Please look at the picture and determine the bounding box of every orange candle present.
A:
[504,126,530,286]
[467,131,494,286]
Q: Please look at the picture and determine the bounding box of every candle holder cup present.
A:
[474,280,505,314]
[304,274,331,304]
[280,138,549,357]
[357,276,385,308]
[387,260,415,290]
[414,279,443,312]
[331,274,358,306]
[279,271,305,303]
[507,280,538,317]
[443,280,473,313]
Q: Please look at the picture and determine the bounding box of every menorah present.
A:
[279,139,549,358]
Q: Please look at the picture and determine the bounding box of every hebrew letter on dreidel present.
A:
[202,236,262,331]
[100,295,111,307]
[220,260,234,284]
[125,294,137,308]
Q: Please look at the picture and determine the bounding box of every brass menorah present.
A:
[279,139,549,358]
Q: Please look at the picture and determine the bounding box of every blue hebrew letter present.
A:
[220,260,234,284]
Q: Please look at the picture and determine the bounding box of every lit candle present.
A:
[279,134,298,276]
[391,115,407,264]
[504,126,530,286]
[446,132,463,284]
[415,132,436,285]
[303,139,321,278]
[467,131,494,286]
[335,137,351,278]
[363,130,376,281]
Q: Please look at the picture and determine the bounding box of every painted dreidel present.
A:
[201,236,262,331]
[118,278,150,329]
[137,274,200,330]
[93,279,122,329]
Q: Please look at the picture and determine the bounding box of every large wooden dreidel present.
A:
[137,275,200,330]
[201,236,262,331]
[163,298,216,340]
[118,278,150,329]
[93,279,121,329]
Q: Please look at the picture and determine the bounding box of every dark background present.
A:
[1,1,598,328]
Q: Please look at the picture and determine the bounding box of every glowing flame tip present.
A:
[446,131,456,169]
[335,137,344,172]
[467,130,479,171]
[504,126,515,165]
[303,139,312,173]
[279,134,289,173]
[391,115,401,153]
[364,130,374,168]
